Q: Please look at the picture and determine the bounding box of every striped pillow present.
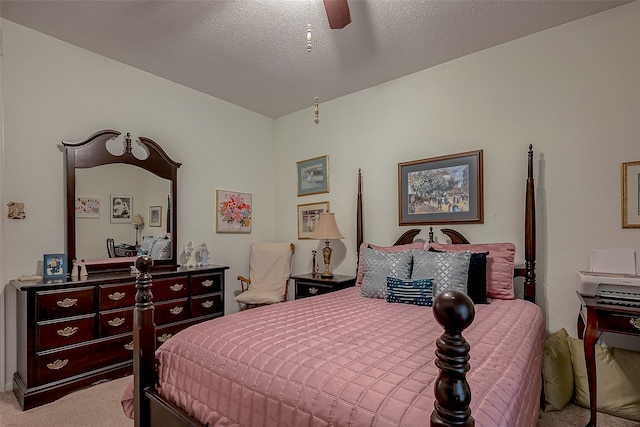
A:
[386,277,434,306]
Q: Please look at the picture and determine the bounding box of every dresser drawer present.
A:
[99,282,135,310]
[153,276,189,302]
[99,307,133,337]
[599,311,640,335]
[154,298,189,325]
[36,315,95,351]
[34,334,133,387]
[295,282,336,298]
[191,272,224,296]
[36,287,95,321]
[191,293,223,318]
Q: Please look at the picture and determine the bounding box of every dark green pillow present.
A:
[542,328,574,412]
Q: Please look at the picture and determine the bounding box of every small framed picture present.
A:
[622,160,640,228]
[297,155,329,196]
[216,190,252,233]
[75,197,100,218]
[43,253,67,280]
[149,206,162,227]
[398,150,483,225]
[110,195,132,223]
[297,201,330,239]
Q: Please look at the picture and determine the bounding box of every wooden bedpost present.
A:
[524,144,536,303]
[133,256,156,427]
[431,290,475,427]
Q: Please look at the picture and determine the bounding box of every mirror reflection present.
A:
[75,163,172,261]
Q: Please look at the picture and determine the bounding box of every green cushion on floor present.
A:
[542,328,574,412]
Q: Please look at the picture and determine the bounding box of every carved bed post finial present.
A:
[431,290,475,427]
[429,226,434,243]
[124,132,133,155]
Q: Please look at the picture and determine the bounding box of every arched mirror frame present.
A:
[63,129,181,273]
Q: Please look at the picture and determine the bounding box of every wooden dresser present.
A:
[11,264,228,410]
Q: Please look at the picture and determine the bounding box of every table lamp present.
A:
[309,212,344,278]
[132,213,144,247]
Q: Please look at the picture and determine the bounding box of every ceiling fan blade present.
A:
[323,0,351,29]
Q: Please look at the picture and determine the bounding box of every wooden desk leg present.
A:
[583,306,600,427]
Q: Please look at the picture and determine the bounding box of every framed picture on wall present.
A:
[43,253,67,280]
[75,197,100,218]
[216,190,252,233]
[297,201,330,239]
[398,150,484,225]
[110,195,132,223]
[149,206,162,227]
[297,155,329,196]
[622,160,640,228]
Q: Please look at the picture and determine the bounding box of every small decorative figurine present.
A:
[71,258,79,279]
[197,242,210,267]
[184,241,197,268]
[79,259,88,277]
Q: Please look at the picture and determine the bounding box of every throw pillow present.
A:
[411,249,471,297]
[429,247,489,304]
[356,241,424,286]
[360,247,413,299]
[427,242,516,300]
[542,328,574,412]
[568,336,640,421]
[386,277,433,306]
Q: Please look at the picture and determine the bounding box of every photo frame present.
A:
[75,197,100,218]
[216,190,252,233]
[297,155,329,196]
[110,195,132,223]
[297,201,330,239]
[398,150,483,225]
[43,253,67,280]
[622,161,640,228]
[149,206,162,227]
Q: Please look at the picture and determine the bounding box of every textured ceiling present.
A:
[1,0,631,118]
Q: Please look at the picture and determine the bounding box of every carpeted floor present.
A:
[1,376,638,426]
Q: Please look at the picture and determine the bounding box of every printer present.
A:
[578,249,640,305]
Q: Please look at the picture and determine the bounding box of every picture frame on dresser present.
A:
[43,253,66,280]
[398,149,483,225]
[622,160,640,228]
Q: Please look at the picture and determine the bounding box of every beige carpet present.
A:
[1,376,639,426]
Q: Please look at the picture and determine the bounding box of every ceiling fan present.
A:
[323,0,351,29]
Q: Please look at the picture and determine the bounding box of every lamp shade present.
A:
[309,213,344,240]
[132,213,144,226]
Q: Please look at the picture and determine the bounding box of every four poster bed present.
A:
[122,146,543,427]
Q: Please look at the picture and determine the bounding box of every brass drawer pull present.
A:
[202,300,214,308]
[124,342,134,351]
[631,318,640,330]
[308,287,319,295]
[108,317,125,327]
[57,326,78,337]
[201,279,213,288]
[108,292,126,301]
[169,307,183,315]
[157,333,172,343]
[170,284,184,292]
[57,298,78,308]
[47,359,69,370]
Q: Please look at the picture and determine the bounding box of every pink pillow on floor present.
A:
[427,242,516,300]
[356,241,424,286]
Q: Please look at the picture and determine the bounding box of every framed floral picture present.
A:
[75,197,100,218]
[216,190,252,233]
[297,201,330,239]
[297,155,329,196]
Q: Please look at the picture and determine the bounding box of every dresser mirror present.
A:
[64,130,181,273]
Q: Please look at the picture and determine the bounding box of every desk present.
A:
[576,292,640,426]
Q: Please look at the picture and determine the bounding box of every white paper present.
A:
[589,249,637,274]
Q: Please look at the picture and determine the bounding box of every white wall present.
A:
[0,19,276,390]
[274,1,640,337]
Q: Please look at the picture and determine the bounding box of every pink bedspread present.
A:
[122,288,544,427]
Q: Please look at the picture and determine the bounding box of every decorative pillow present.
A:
[386,277,433,306]
[356,241,424,286]
[150,237,172,260]
[411,250,471,297]
[360,247,413,299]
[429,248,489,304]
[542,328,574,412]
[428,243,516,300]
[568,336,640,421]
[140,236,157,253]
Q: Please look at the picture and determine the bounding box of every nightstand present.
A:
[292,273,356,299]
